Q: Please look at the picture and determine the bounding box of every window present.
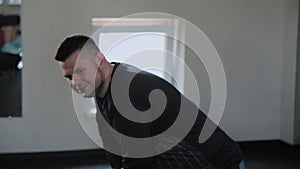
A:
[88,18,185,116]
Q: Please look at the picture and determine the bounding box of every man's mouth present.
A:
[77,84,87,93]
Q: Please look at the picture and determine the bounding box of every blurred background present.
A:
[0,0,299,168]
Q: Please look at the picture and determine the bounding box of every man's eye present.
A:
[76,68,84,74]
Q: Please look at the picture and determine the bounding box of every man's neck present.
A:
[96,63,114,98]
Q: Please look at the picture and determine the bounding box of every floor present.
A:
[0,141,299,169]
[239,141,300,169]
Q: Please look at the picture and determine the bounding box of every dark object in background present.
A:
[0,15,20,27]
[0,52,22,117]
[0,52,21,70]
[0,15,22,117]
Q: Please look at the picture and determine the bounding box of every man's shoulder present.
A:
[112,62,166,85]
[115,63,154,76]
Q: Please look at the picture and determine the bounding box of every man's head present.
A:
[55,35,112,98]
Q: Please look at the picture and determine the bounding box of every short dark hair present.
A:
[55,34,99,62]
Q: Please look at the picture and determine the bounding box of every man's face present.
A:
[59,50,103,98]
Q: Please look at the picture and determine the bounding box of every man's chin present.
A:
[81,94,95,98]
[79,91,95,98]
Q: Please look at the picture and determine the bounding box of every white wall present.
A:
[0,0,298,153]
[293,2,300,145]
[280,0,298,145]
[0,0,21,15]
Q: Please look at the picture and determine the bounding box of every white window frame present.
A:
[92,18,185,92]
[86,18,186,117]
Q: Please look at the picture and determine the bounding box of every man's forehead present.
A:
[59,61,70,69]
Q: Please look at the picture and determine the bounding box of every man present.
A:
[0,15,22,55]
[55,34,244,169]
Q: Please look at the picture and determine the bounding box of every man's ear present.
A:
[95,52,104,66]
